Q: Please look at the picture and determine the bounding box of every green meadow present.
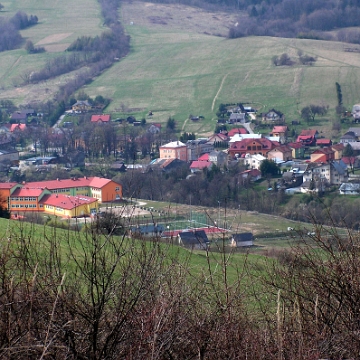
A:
[84,3,360,135]
[0,0,103,99]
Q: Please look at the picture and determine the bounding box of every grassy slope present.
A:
[0,0,103,101]
[84,4,360,135]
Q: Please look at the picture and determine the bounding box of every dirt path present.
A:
[182,117,189,131]
[211,73,228,112]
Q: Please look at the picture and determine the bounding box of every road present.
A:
[243,121,254,134]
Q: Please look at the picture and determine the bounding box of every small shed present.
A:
[178,230,210,250]
[230,233,254,247]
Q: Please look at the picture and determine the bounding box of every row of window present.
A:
[11,197,37,201]
[11,204,37,208]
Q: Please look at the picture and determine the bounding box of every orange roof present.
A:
[40,194,97,210]
[25,177,116,190]
[91,114,111,122]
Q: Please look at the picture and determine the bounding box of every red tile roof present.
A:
[342,156,357,165]
[272,126,288,133]
[190,161,212,169]
[11,187,47,197]
[331,143,345,151]
[288,142,304,149]
[316,139,332,145]
[198,154,209,161]
[230,138,280,151]
[91,114,111,122]
[40,194,97,210]
[0,182,18,190]
[299,129,318,137]
[228,128,248,137]
[25,177,116,190]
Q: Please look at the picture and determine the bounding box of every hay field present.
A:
[83,1,360,136]
[0,0,103,100]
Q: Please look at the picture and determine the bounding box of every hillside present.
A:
[0,0,103,103]
[84,1,360,136]
[1,1,360,137]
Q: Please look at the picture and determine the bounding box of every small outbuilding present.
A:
[230,233,254,247]
[178,230,210,250]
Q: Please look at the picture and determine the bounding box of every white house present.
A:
[244,153,266,170]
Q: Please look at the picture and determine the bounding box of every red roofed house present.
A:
[227,127,248,137]
[190,160,212,173]
[228,138,280,158]
[316,138,332,147]
[91,114,111,123]
[311,148,335,163]
[198,153,209,161]
[296,129,318,146]
[239,169,262,182]
[342,156,359,170]
[267,145,292,162]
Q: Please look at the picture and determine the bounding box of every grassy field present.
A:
[1,1,360,137]
[82,1,360,136]
[0,0,103,101]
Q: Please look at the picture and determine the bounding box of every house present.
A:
[9,124,27,132]
[110,161,127,172]
[288,142,305,159]
[347,127,360,138]
[239,169,261,182]
[316,138,332,147]
[91,114,111,123]
[262,109,285,123]
[178,230,210,250]
[228,112,246,124]
[340,131,357,143]
[228,138,279,158]
[230,233,254,247]
[303,160,348,186]
[270,126,288,143]
[331,143,344,160]
[151,158,188,173]
[198,153,209,161]
[339,182,360,195]
[190,160,212,173]
[296,129,318,146]
[147,124,161,134]
[207,133,229,145]
[208,151,227,168]
[0,149,19,164]
[21,177,122,203]
[159,141,187,161]
[186,139,214,161]
[10,111,28,123]
[71,100,92,112]
[130,224,164,237]
[342,156,360,170]
[19,157,58,171]
[310,148,335,163]
[267,145,292,162]
[244,153,266,170]
[227,128,248,137]
[351,105,360,121]
[282,171,304,188]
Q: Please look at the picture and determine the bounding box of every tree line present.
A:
[228,0,360,42]
[0,11,38,52]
